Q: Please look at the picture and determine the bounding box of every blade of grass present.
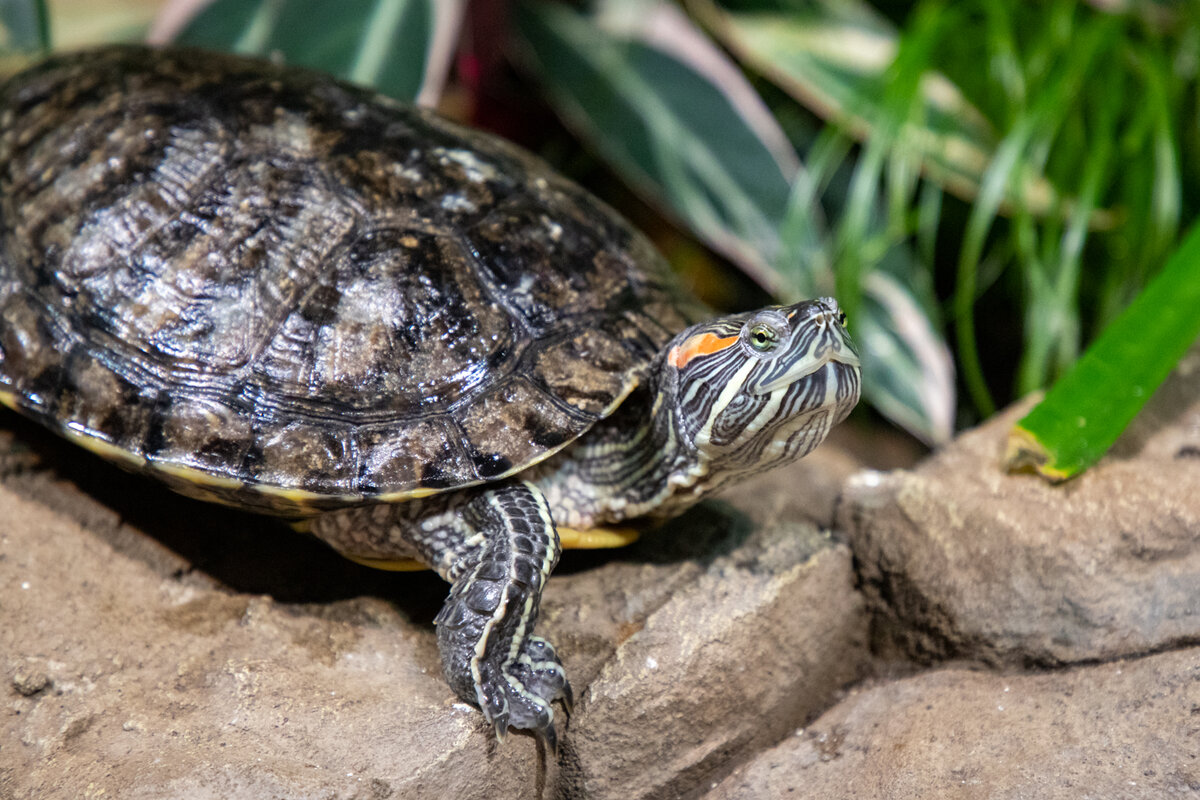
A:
[954,13,1113,416]
[1007,220,1200,480]
[692,0,1075,220]
[776,157,833,301]
[1015,45,1119,395]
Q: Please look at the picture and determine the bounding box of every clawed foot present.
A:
[476,635,572,751]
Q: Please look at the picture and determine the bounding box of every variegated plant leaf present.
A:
[515,0,807,293]
[0,0,48,58]
[857,271,955,444]
[161,0,462,105]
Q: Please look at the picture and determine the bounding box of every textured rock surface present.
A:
[706,647,1200,799]
[0,478,543,799]
[841,347,1200,665]
[0,412,869,799]
[555,470,870,800]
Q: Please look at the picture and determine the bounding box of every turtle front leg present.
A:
[307,480,571,746]
[435,480,569,748]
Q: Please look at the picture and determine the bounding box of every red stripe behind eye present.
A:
[668,333,739,369]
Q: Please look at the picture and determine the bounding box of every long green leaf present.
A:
[172,0,460,104]
[1007,221,1200,480]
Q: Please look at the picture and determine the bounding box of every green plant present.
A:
[513,0,1200,466]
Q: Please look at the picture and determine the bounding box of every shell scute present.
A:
[355,415,473,495]
[453,376,583,480]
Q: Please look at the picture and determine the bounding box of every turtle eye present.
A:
[748,322,779,353]
[837,310,847,326]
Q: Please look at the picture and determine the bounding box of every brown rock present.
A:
[553,460,871,800]
[0,481,543,799]
[706,648,1200,799]
[840,348,1200,665]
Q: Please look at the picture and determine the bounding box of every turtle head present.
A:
[664,297,861,473]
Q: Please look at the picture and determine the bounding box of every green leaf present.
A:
[1007,220,1200,480]
[172,0,461,104]
[0,0,49,55]
[694,0,1067,218]
[515,0,800,292]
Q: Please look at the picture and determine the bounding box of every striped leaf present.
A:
[858,271,954,444]
[515,0,801,293]
[168,0,462,104]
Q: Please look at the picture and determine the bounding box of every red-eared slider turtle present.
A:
[0,46,861,748]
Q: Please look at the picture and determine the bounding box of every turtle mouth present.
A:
[751,343,861,395]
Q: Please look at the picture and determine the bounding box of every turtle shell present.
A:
[0,46,696,515]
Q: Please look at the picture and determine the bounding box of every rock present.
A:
[554,513,869,799]
[0,426,42,478]
[0,411,871,799]
[840,347,1200,665]
[706,647,1200,799]
[0,481,543,799]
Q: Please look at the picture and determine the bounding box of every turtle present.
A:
[0,45,861,748]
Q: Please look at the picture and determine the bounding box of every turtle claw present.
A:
[476,676,560,750]
[537,718,559,756]
[519,636,572,706]
[560,677,575,715]
[469,643,566,748]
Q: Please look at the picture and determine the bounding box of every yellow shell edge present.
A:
[341,554,430,572]
[60,424,146,469]
[153,461,244,492]
[151,461,443,508]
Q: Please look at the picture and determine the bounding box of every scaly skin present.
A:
[311,298,861,746]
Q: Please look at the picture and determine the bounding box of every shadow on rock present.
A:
[554,499,754,577]
[0,408,447,622]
